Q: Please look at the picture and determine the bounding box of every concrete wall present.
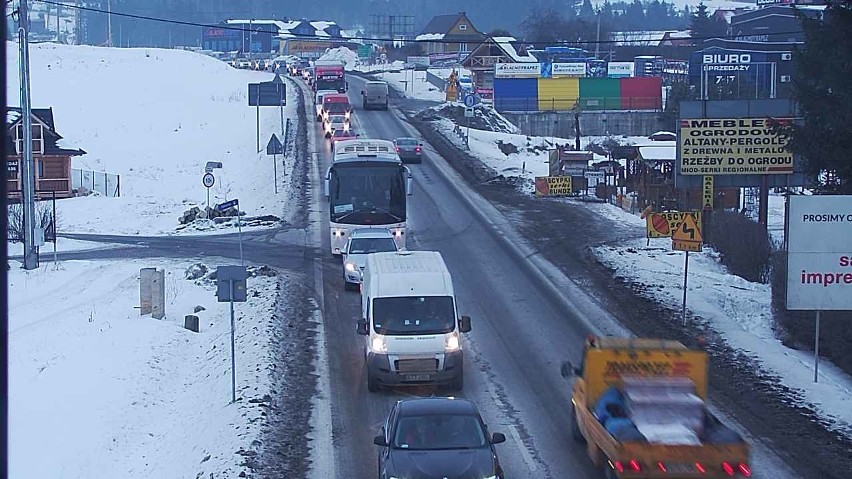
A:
[501,110,665,137]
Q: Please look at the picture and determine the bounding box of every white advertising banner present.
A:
[608,61,635,77]
[786,195,852,310]
[494,62,541,78]
[552,62,587,77]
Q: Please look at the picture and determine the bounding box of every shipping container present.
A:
[537,78,579,111]
[493,78,538,112]
[620,76,662,109]
[578,78,621,110]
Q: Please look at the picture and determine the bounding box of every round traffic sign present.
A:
[463,94,476,108]
[202,172,215,188]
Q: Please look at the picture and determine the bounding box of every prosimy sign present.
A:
[679,117,793,175]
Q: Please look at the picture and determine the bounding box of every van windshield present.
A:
[372,296,455,335]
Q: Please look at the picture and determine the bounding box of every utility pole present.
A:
[107,0,112,47]
[18,0,39,270]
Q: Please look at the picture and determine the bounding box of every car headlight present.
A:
[445,333,460,352]
[370,335,387,353]
[345,262,356,272]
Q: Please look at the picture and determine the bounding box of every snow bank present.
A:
[368,68,446,102]
[6,42,299,235]
[8,258,281,478]
[319,46,359,70]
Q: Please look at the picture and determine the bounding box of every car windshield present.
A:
[372,296,455,335]
[347,237,397,254]
[393,414,486,450]
[395,139,417,146]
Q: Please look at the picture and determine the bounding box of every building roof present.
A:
[609,30,691,46]
[420,13,465,35]
[492,36,537,62]
[6,107,85,156]
[415,33,446,41]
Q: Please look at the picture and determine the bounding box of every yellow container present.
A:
[537,77,579,111]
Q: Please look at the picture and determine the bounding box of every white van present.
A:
[361,81,389,110]
[357,251,471,392]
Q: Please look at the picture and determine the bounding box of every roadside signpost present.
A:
[216,265,248,403]
[265,133,284,194]
[248,74,287,152]
[671,213,703,325]
[786,195,852,383]
[202,172,215,210]
[218,199,243,265]
[463,94,477,108]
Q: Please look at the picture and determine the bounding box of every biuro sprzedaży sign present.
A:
[679,118,793,175]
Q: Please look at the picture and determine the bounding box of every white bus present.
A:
[325,139,413,255]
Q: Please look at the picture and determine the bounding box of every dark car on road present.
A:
[374,397,506,479]
[393,137,423,163]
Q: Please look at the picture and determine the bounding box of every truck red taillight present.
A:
[628,459,641,472]
[738,463,751,477]
[613,461,625,473]
[722,462,735,476]
[657,462,667,473]
[695,462,706,473]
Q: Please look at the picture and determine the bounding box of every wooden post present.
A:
[140,267,156,315]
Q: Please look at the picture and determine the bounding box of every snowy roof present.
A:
[492,36,537,62]
[311,21,336,37]
[7,110,22,127]
[416,33,446,41]
[636,143,676,161]
[609,30,690,46]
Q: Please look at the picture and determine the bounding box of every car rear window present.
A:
[396,139,417,146]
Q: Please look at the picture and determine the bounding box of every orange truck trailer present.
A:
[563,337,751,479]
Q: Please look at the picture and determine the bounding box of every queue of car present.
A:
[303,70,507,477]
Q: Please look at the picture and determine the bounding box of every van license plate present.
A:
[404,374,431,382]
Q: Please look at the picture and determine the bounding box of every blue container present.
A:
[493,78,538,112]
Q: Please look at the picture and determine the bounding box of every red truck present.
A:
[313,60,347,93]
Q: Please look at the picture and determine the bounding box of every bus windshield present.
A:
[329,163,406,225]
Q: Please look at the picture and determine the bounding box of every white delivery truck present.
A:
[361,80,389,110]
[357,251,471,392]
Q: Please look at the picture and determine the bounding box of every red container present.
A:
[620,77,662,110]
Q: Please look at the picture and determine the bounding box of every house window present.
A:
[460,43,468,52]
[459,24,467,31]
[15,123,44,155]
[37,159,44,178]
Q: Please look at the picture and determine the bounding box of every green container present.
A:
[579,78,622,110]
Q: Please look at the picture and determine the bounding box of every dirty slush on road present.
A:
[403,97,852,479]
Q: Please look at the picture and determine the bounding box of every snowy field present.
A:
[588,205,852,439]
[8,258,280,478]
[6,42,300,236]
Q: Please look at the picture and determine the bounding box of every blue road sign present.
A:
[463,94,476,107]
[217,199,239,211]
[266,134,284,155]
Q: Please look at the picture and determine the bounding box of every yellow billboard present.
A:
[534,176,572,197]
[646,211,702,238]
[679,118,793,175]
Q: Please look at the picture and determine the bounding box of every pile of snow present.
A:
[417,103,520,134]
[6,42,299,236]
[594,235,852,439]
[8,259,281,478]
[319,46,359,70]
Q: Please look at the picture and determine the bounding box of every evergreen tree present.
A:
[787,0,852,191]
[624,0,646,30]
[579,0,596,18]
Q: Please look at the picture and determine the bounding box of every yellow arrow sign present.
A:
[672,213,703,242]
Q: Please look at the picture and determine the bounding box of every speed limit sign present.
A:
[202,172,215,188]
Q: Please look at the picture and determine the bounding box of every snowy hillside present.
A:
[6,42,299,235]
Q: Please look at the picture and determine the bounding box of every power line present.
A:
[33,0,809,47]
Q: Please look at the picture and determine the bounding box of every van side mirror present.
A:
[405,170,413,196]
[458,315,471,333]
[323,178,330,197]
[356,319,369,336]
[491,432,506,444]
[373,434,388,446]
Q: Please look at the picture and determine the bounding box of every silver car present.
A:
[393,137,423,163]
[342,229,400,290]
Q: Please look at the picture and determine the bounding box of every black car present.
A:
[374,398,506,479]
